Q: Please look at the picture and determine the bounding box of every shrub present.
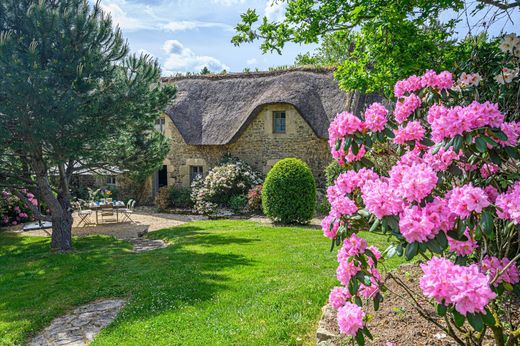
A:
[229,195,247,213]
[247,184,263,212]
[322,57,519,345]
[315,189,330,216]
[169,186,193,209]
[1,190,37,226]
[262,158,316,224]
[154,186,170,211]
[191,157,262,215]
[325,160,341,187]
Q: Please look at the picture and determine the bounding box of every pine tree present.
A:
[0,0,175,251]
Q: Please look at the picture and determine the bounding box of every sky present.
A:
[95,0,313,76]
[95,0,519,76]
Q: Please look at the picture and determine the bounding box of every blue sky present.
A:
[96,0,519,76]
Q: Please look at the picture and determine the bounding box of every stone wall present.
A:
[163,103,330,188]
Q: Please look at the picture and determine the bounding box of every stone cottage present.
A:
[153,68,376,194]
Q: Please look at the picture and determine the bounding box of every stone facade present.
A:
[162,103,330,188]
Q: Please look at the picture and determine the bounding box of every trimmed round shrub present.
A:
[262,158,316,224]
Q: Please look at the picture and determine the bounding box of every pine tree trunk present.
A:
[50,211,73,252]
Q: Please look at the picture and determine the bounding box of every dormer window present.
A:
[272,111,286,133]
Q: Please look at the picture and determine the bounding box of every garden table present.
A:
[89,203,126,224]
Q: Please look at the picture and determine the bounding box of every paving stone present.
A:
[29,299,126,346]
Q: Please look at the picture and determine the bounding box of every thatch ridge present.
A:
[164,69,376,145]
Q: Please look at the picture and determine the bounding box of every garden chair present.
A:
[75,202,94,227]
[120,199,136,223]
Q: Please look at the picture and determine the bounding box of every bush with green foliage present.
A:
[262,158,316,224]
[191,157,262,215]
[229,195,247,213]
[169,186,193,209]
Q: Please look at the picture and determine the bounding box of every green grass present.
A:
[0,220,402,345]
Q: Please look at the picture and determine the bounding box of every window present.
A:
[190,166,203,183]
[155,117,166,133]
[272,111,286,133]
[106,176,116,186]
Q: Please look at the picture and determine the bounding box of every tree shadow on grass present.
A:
[0,228,255,345]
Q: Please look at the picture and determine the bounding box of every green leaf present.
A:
[343,137,352,152]
[437,304,447,316]
[431,142,443,155]
[452,310,465,328]
[355,330,365,346]
[481,135,498,147]
[467,313,483,332]
[482,308,496,327]
[405,242,418,260]
[335,139,342,151]
[369,219,380,233]
[491,128,508,141]
[349,278,359,296]
[352,140,359,155]
[436,231,448,249]
[355,295,363,307]
[383,128,395,138]
[362,327,373,340]
[453,135,463,152]
[475,137,487,153]
[480,210,494,239]
[373,293,381,311]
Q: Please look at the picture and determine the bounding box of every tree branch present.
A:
[477,0,520,10]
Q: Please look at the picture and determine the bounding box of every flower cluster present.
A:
[458,72,482,88]
[337,302,365,336]
[447,184,490,219]
[427,101,505,142]
[495,181,520,224]
[1,190,36,226]
[499,33,520,57]
[329,287,350,309]
[364,102,388,132]
[480,256,520,287]
[361,178,403,219]
[394,94,421,123]
[393,121,425,145]
[448,229,478,256]
[420,257,496,315]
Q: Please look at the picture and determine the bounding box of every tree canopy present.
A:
[232,0,519,96]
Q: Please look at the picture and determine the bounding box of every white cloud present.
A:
[264,0,286,21]
[162,20,232,32]
[246,58,257,65]
[162,39,230,73]
[100,1,149,31]
[211,0,246,6]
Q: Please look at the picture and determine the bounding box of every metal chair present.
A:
[75,202,94,227]
[120,199,136,223]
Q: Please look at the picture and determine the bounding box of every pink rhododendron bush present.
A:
[0,189,37,226]
[322,67,519,345]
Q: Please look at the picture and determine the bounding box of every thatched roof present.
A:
[163,67,376,145]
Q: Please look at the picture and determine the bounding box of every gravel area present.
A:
[3,211,207,240]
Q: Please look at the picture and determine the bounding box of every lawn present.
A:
[0,220,402,345]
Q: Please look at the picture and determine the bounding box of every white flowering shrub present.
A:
[191,158,262,215]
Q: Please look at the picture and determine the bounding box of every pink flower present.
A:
[394,75,423,97]
[399,205,438,243]
[334,169,378,195]
[329,111,364,138]
[361,178,404,219]
[424,197,456,232]
[497,122,519,147]
[394,94,422,123]
[495,182,520,224]
[421,70,454,90]
[337,302,365,336]
[336,260,361,285]
[423,146,461,171]
[448,229,478,256]
[322,215,340,239]
[330,196,358,217]
[480,256,520,287]
[344,145,366,163]
[484,186,499,203]
[397,163,437,202]
[364,102,388,132]
[393,121,425,145]
[420,257,496,315]
[329,287,351,309]
[338,234,367,261]
[480,163,499,179]
[447,184,490,219]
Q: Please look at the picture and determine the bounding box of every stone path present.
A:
[129,237,167,252]
[29,299,127,346]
